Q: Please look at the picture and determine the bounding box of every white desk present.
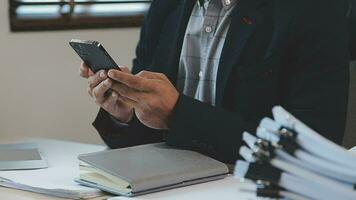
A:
[0,177,254,200]
[110,177,254,200]
[0,138,255,200]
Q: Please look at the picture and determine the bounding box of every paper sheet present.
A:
[0,139,106,199]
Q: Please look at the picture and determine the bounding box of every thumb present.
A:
[119,66,131,74]
[137,70,167,80]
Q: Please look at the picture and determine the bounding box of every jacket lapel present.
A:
[165,0,196,84]
[215,0,269,106]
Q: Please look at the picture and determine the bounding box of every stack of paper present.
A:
[234,106,356,200]
[0,139,105,199]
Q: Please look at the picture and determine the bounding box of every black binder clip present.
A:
[256,184,284,199]
[251,139,275,163]
[242,132,276,163]
[276,127,300,155]
[238,161,282,186]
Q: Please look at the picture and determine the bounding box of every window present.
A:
[9,0,151,32]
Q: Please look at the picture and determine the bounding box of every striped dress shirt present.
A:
[177,0,238,106]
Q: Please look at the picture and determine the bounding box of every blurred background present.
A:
[0,0,150,144]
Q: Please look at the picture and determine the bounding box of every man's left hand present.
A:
[108,69,179,130]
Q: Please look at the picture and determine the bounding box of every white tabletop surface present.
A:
[0,138,256,200]
[109,176,255,200]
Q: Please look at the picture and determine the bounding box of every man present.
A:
[79,0,350,164]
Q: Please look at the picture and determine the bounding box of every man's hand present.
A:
[79,62,134,123]
[79,62,94,78]
[108,70,179,130]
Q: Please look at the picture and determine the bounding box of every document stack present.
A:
[234,106,356,200]
[0,139,104,199]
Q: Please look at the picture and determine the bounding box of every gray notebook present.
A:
[76,143,228,196]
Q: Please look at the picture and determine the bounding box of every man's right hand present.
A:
[79,62,134,123]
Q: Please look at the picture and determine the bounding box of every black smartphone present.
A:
[69,39,120,73]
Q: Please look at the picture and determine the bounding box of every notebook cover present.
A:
[78,143,228,195]
[76,174,227,197]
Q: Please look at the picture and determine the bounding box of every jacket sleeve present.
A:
[165,1,350,164]
[166,95,258,164]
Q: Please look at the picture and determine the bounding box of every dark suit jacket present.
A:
[349,0,356,60]
[93,0,350,164]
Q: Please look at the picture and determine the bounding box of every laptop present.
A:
[0,143,48,170]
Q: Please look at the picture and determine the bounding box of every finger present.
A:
[111,82,147,102]
[93,79,112,104]
[119,66,131,74]
[79,62,90,78]
[88,68,94,76]
[136,70,167,80]
[117,93,138,107]
[80,62,95,77]
[87,85,93,97]
[108,70,154,91]
[102,91,119,110]
[88,70,107,90]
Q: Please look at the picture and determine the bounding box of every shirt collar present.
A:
[197,0,204,7]
[197,0,238,8]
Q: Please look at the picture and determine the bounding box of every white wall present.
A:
[0,1,140,144]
